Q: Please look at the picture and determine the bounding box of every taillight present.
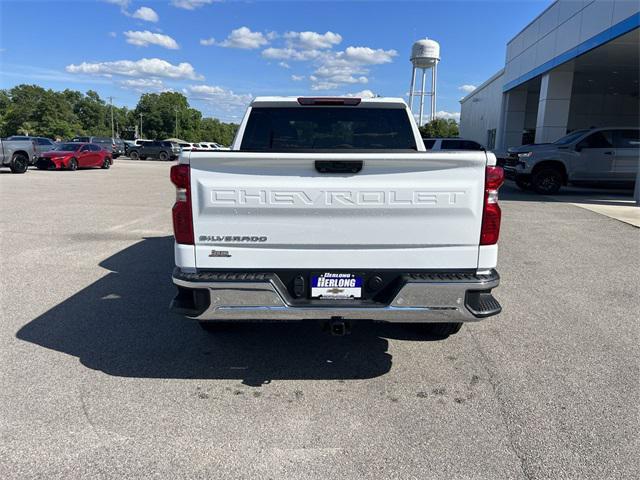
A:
[170,164,194,245]
[480,166,504,245]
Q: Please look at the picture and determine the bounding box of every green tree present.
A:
[0,83,238,143]
[73,90,109,136]
[199,117,238,145]
[2,84,47,135]
[134,91,200,140]
[419,118,459,138]
[0,90,10,136]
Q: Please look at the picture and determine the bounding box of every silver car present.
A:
[504,127,639,194]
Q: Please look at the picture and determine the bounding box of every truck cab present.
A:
[169,97,504,337]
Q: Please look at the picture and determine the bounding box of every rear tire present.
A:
[101,157,111,169]
[159,151,169,161]
[531,167,563,194]
[68,158,78,171]
[415,322,463,338]
[9,153,29,174]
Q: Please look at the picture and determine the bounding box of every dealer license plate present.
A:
[311,273,362,299]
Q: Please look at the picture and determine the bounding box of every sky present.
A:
[0,0,552,122]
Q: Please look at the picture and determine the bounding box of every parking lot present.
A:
[1,159,638,479]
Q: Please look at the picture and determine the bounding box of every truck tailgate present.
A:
[189,151,487,270]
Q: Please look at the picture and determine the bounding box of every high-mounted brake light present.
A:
[480,166,504,246]
[170,164,194,245]
[297,97,361,106]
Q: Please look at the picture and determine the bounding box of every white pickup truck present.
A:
[170,96,503,337]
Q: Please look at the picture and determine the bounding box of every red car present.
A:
[37,142,112,170]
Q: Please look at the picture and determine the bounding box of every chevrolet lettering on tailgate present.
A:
[209,188,467,207]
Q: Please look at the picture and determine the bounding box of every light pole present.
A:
[108,96,115,139]
[139,113,143,139]
[174,107,179,138]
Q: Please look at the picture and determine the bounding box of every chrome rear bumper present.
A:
[171,269,501,323]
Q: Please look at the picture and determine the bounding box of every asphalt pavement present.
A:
[1,160,638,479]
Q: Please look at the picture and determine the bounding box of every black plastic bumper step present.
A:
[465,291,502,318]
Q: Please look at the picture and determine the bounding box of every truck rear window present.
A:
[240,107,417,152]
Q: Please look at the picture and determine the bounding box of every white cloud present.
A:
[435,111,461,122]
[284,31,342,50]
[187,85,252,104]
[105,0,129,8]
[278,62,290,69]
[108,31,117,38]
[66,58,203,80]
[261,31,342,67]
[262,47,321,61]
[187,85,253,118]
[120,78,167,92]
[313,63,368,84]
[341,46,397,65]
[345,89,376,98]
[131,6,159,22]
[124,31,179,50]
[291,74,304,81]
[171,0,215,10]
[260,31,396,92]
[214,27,269,49]
[306,47,396,90]
[200,37,215,46]
[311,81,339,91]
[458,84,477,93]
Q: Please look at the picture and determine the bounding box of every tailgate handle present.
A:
[315,160,363,174]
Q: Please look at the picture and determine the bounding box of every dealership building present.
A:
[459,0,639,153]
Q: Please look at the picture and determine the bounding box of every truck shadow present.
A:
[16,236,443,386]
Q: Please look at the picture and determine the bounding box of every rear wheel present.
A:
[101,157,111,169]
[415,322,463,338]
[158,151,169,161]
[531,167,563,194]
[9,153,29,174]
[68,158,78,171]
[129,151,139,160]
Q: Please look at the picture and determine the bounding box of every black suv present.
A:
[71,136,114,153]
[127,141,180,161]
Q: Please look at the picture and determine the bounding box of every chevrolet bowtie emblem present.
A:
[327,288,344,294]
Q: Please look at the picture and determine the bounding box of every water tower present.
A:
[408,38,440,126]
